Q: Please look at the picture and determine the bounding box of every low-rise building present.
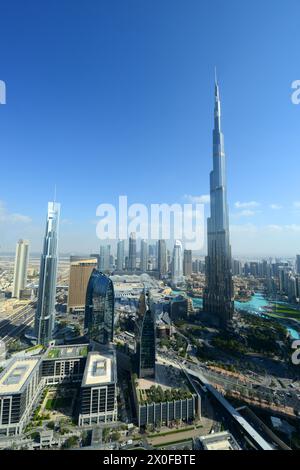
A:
[195,431,241,450]
[0,356,43,436]
[78,349,118,426]
[41,344,88,385]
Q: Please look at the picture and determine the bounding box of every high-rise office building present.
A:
[84,269,114,345]
[78,349,118,426]
[35,201,60,346]
[171,240,183,285]
[99,245,111,272]
[232,259,242,276]
[12,239,29,298]
[116,240,125,271]
[183,249,192,277]
[67,257,98,313]
[140,239,148,273]
[296,255,300,275]
[128,232,137,271]
[157,239,167,278]
[203,76,234,328]
[135,290,156,379]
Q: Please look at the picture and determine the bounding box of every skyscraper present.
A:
[99,245,111,272]
[84,269,114,345]
[67,257,98,313]
[171,240,183,285]
[183,249,192,277]
[135,290,156,379]
[128,232,137,271]
[12,239,29,298]
[203,76,234,328]
[140,239,148,272]
[116,240,125,271]
[296,255,300,275]
[157,239,167,278]
[35,202,60,345]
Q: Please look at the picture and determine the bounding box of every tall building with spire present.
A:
[203,75,234,328]
[35,201,60,345]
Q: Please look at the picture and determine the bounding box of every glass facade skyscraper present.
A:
[140,239,148,273]
[84,269,114,345]
[135,290,156,379]
[157,239,167,278]
[128,232,137,271]
[35,202,60,346]
[171,240,183,286]
[203,77,234,328]
[116,240,125,271]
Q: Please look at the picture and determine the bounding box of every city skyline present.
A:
[0,1,300,256]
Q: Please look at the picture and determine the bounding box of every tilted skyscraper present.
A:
[12,239,29,298]
[35,202,60,345]
[203,77,234,328]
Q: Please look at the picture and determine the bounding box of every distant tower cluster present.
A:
[12,239,29,299]
[34,202,60,346]
[203,76,234,328]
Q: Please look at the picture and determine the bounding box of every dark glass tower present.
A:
[84,269,114,344]
[135,290,156,378]
[203,76,234,328]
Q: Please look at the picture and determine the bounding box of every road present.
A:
[0,303,35,345]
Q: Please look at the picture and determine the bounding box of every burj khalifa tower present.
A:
[203,75,234,328]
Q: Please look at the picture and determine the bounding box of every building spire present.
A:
[214,69,221,132]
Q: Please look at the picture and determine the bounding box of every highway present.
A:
[0,303,35,345]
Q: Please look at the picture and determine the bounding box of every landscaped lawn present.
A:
[45,397,71,410]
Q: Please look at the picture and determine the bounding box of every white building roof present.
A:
[82,352,114,387]
[0,357,40,394]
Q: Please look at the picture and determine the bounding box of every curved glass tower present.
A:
[203,77,234,328]
[84,269,114,344]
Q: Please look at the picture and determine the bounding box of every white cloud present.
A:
[269,204,282,210]
[293,201,300,209]
[265,224,283,232]
[0,201,32,224]
[184,194,210,204]
[234,201,260,209]
[231,209,259,218]
[230,223,258,234]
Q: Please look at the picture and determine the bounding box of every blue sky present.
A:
[0,0,300,256]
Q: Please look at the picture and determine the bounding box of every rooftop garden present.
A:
[138,384,193,405]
